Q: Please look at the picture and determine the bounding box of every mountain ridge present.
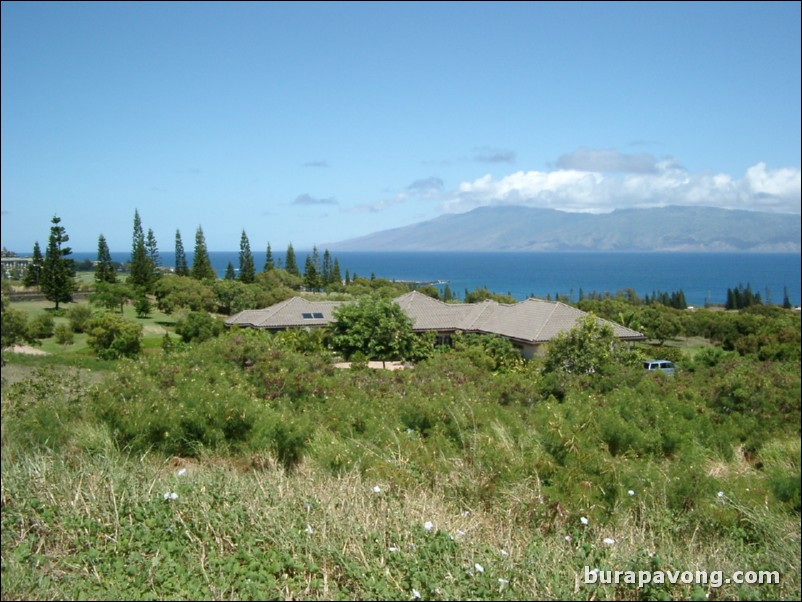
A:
[327,205,801,253]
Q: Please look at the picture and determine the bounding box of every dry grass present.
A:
[2,446,799,600]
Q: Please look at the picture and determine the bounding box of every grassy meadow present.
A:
[1,286,800,600]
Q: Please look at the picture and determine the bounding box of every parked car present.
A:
[643,359,675,376]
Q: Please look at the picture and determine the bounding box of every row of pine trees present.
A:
[21,210,348,308]
[19,211,797,311]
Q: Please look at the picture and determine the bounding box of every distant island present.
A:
[328,205,801,253]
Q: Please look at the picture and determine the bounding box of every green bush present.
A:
[134,295,151,318]
[54,323,74,346]
[264,418,313,471]
[86,312,143,359]
[27,313,55,339]
[153,275,216,314]
[174,311,223,343]
[1,297,35,348]
[94,358,259,457]
[66,304,93,333]
[768,470,801,512]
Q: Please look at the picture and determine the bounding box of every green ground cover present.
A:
[2,292,799,600]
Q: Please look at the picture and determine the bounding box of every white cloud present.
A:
[744,163,801,201]
[442,160,801,215]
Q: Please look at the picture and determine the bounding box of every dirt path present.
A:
[5,345,49,356]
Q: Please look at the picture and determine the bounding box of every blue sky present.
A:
[2,1,800,253]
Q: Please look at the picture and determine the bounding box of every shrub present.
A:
[134,295,151,318]
[86,312,143,359]
[153,275,216,314]
[66,304,93,333]
[1,297,35,348]
[175,311,224,343]
[93,355,261,457]
[266,419,313,471]
[543,314,640,375]
[27,313,55,339]
[54,323,74,346]
[768,470,801,512]
[329,297,418,363]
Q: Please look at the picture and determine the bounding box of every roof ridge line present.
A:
[531,301,559,341]
[462,299,497,330]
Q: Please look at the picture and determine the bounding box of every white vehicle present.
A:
[643,360,675,376]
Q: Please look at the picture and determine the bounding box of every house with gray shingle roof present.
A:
[225,291,645,359]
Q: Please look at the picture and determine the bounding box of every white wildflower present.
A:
[717,491,725,498]
[423,521,434,531]
[474,563,484,573]
[627,489,635,496]
[163,492,178,501]
[388,547,399,553]
[603,537,616,545]
[412,588,421,599]
[499,548,508,557]
[498,578,509,586]
[564,535,572,542]
[373,485,381,494]
[580,516,589,525]
[305,524,314,534]
[177,468,187,477]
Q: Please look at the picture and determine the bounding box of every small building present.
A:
[226,291,646,359]
[1,256,33,280]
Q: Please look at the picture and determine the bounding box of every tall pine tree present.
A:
[442,283,453,302]
[128,210,151,290]
[238,230,255,283]
[322,250,333,285]
[331,257,342,287]
[40,215,75,310]
[303,254,320,291]
[145,228,160,287]
[264,243,275,272]
[191,226,216,280]
[22,241,43,287]
[285,243,299,277]
[95,234,117,283]
[174,229,189,276]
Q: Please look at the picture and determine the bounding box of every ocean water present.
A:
[77,251,801,307]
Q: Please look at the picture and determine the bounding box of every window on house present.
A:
[302,313,314,319]
[312,312,324,319]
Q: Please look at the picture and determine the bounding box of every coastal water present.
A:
[77,251,801,307]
